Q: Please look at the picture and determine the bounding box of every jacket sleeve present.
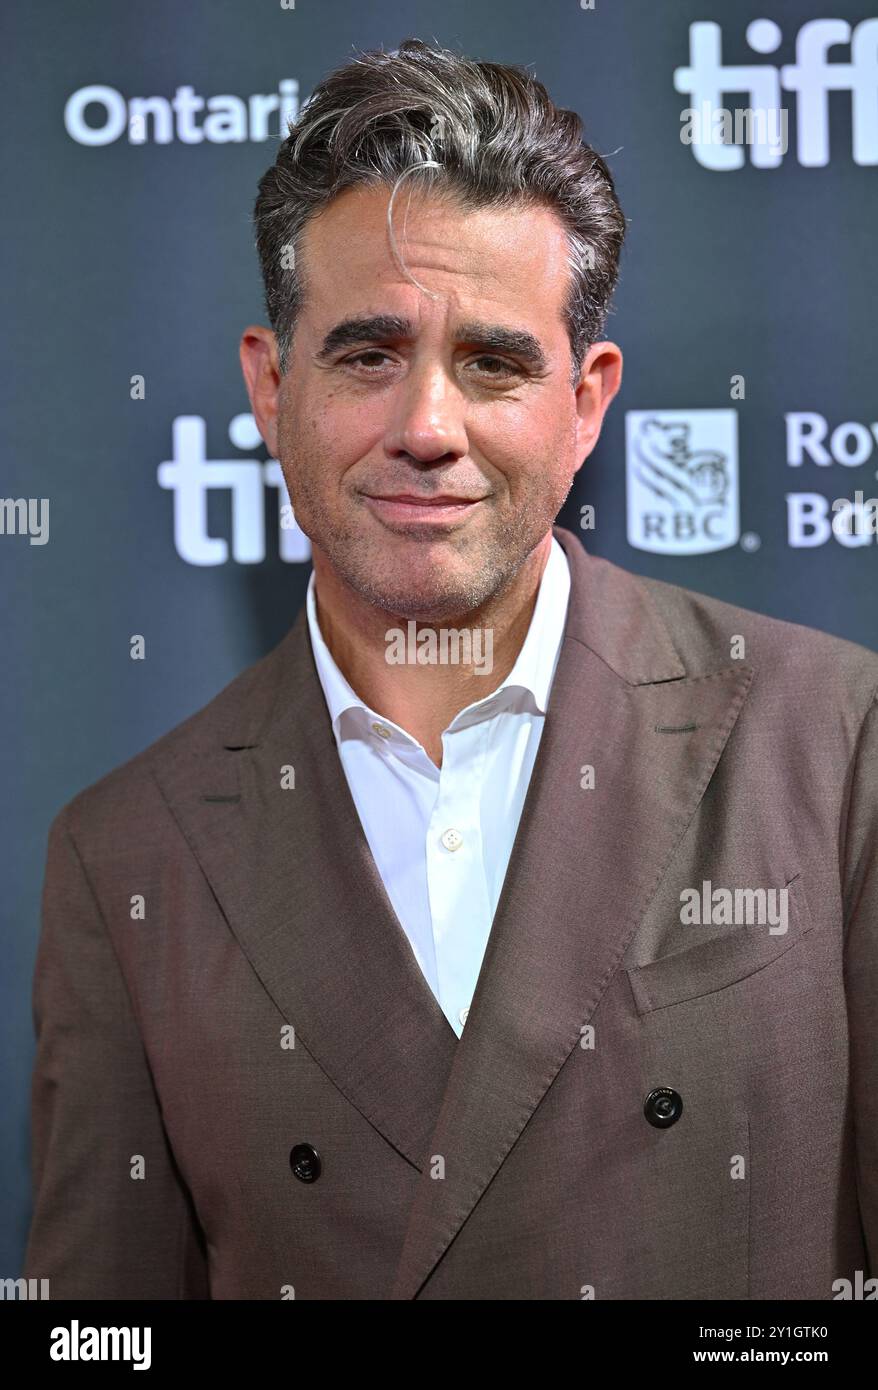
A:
[23,805,209,1299]
[842,687,878,1277]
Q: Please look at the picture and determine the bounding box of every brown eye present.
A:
[346,351,391,370]
[471,356,517,376]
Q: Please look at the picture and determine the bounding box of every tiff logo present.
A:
[674,17,878,168]
[158,414,310,565]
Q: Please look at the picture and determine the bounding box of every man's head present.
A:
[241,38,625,622]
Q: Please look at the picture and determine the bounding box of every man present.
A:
[24,38,878,1300]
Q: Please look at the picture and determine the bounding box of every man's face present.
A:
[243,182,621,621]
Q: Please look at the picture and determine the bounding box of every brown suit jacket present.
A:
[23,523,878,1299]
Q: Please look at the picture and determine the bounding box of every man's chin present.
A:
[366,592,481,624]
[323,523,527,619]
[351,571,499,624]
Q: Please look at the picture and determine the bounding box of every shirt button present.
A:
[371,722,393,740]
[459,1007,469,1026]
[441,828,463,852]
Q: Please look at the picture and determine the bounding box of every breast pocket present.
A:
[626,872,813,1015]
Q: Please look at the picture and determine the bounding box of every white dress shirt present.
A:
[305,536,571,1037]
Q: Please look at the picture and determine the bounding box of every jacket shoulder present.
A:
[636,569,878,701]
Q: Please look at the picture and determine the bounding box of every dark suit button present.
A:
[290,1143,322,1182]
[643,1087,683,1128]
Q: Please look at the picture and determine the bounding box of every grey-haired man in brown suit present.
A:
[24,40,878,1299]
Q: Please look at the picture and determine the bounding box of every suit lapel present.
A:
[390,526,754,1296]
[151,604,458,1174]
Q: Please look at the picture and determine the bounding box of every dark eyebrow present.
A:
[314,315,549,371]
[456,321,548,371]
[315,315,412,360]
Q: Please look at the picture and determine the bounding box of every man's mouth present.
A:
[362,493,486,526]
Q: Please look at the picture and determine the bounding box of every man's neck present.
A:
[311,533,553,768]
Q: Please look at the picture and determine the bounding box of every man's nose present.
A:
[384,360,468,462]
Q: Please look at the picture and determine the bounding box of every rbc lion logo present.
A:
[625,409,740,554]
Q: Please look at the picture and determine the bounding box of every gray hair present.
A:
[253,37,627,386]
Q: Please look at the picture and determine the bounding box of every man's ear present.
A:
[239,326,282,457]
[572,341,623,471]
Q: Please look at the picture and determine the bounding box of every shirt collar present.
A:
[305,535,571,744]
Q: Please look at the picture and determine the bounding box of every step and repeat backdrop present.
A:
[2,0,876,1274]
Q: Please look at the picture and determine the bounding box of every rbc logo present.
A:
[625,410,740,555]
[157,414,310,565]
